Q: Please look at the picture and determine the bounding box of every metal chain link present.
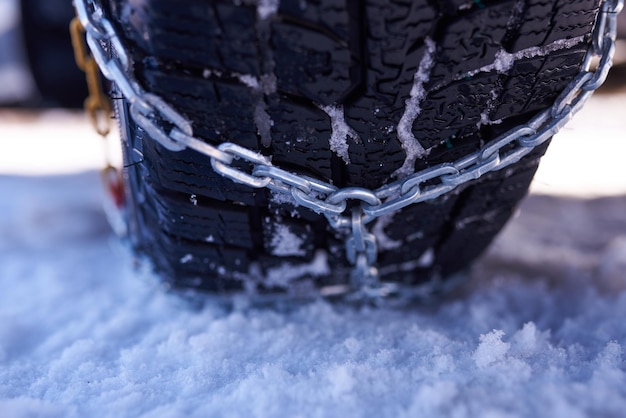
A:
[74,0,622,298]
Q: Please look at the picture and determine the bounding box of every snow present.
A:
[269,222,306,257]
[253,100,274,148]
[394,38,436,178]
[473,329,511,368]
[237,74,260,89]
[477,90,503,128]
[270,190,299,206]
[3,180,626,417]
[263,249,329,288]
[465,36,586,78]
[255,0,280,20]
[180,254,194,264]
[416,247,435,268]
[319,104,360,164]
[1,90,626,416]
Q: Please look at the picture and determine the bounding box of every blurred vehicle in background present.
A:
[0,0,86,107]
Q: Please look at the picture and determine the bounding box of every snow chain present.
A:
[72,0,623,299]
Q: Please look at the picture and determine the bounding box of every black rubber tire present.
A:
[106,0,600,293]
[19,0,88,108]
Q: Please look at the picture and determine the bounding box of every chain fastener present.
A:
[346,206,379,289]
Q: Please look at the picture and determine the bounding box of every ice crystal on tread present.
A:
[394,38,436,179]
[464,36,586,78]
[416,247,434,268]
[477,90,503,128]
[270,190,299,206]
[264,250,330,288]
[256,0,279,20]
[238,74,260,89]
[320,104,360,164]
[254,0,279,148]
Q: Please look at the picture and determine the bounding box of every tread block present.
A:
[272,21,352,105]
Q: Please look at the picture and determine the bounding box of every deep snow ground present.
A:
[2,173,626,417]
[1,91,626,417]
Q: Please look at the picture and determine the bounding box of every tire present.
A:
[20,0,88,108]
[105,0,601,293]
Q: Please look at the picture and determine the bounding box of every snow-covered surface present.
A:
[1,90,626,416]
[2,173,626,417]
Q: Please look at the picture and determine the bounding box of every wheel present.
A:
[102,0,602,294]
[20,0,88,107]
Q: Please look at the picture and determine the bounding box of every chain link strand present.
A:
[74,0,623,300]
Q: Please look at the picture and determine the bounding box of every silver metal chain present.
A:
[75,0,622,297]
